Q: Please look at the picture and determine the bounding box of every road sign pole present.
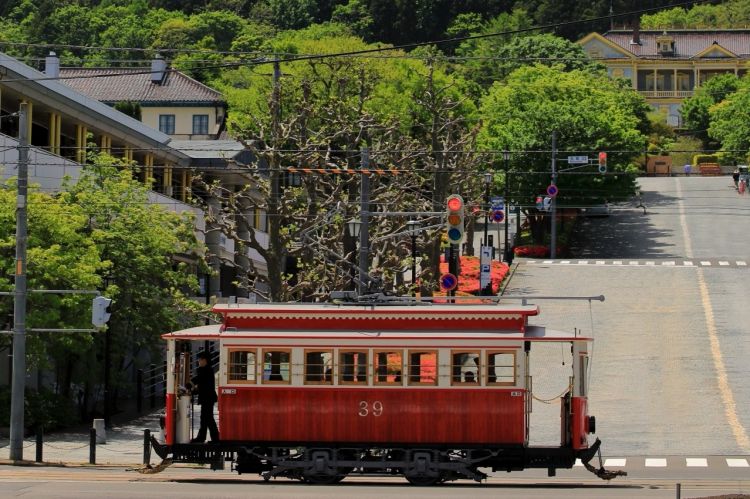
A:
[550,132,557,259]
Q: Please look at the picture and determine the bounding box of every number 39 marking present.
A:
[358,400,384,417]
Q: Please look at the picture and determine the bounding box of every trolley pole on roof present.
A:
[9,102,29,461]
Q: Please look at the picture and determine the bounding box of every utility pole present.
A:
[550,132,557,259]
[10,102,29,461]
[503,150,512,264]
[358,148,370,297]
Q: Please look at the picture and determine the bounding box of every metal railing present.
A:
[136,361,166,413]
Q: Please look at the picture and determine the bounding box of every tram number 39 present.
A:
[358,400,384,417]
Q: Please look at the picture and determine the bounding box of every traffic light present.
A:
[543,196,552,211]
[598,152,607,174]
[536,195,544,211]
[446,194,465,244]
[92,296,112,327]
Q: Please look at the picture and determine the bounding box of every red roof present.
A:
[604,29,750,59]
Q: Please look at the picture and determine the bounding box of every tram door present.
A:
[166,339,192,444]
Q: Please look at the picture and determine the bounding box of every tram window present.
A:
[228,349,257,383]
[451,351,480,385]
[374,350,403,385]
[304,350,333,385]
[261,349,291,384]
[486,351,516,386]
[339,350,368,384]
[407,350,438,386]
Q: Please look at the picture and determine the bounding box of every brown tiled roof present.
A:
[604,29,750,59]
[58,67,225,105]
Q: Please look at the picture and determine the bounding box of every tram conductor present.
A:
[189,351,220,443]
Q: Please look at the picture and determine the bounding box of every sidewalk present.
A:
[0,410,163,466]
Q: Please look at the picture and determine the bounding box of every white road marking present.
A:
[676,178,750,453]
[543,260,553,264]
[701,261,712,266]
[645,261,655,266]
[686,458,708,467]
[628,261,639,265]
[738,261,747,266]
[603,458,626,467]
[577,260,589,265]
[574,459,583,467]
[727,458,749,467]
[613,260,622,265]
[645,458,667,467]
[662,261,675,266]
[683,261,694,266]
[560,260,571,264]
[719,261,730,266]
[596,260,605,265]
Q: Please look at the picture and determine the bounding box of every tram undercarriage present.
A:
[151,437,614,484]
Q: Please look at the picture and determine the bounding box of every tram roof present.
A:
[206,302,540,333]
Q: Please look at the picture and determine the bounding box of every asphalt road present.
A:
[507,176,750,457]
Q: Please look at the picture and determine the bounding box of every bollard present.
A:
[143,429,151,466]
[35,427,43,463]
[92,418,106,444]
[89,428,96,465]
[136,369,143,413]
[676,483,681,499]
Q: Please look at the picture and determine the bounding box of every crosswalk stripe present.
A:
[604,458,627,467]
[577,260,589,265]
[645,458,667,467]
[726,458,749,467]
[628,261,639,265]
[719,261,730,266]
[686,458,708,467]
[645,261,655,266]
[738,261,747,266]
[662,261,675,266]
[701,261,711,266]
[560,260,571,264]
[613,260,622,265]
[683,261,694,266]
[596,260,605,265]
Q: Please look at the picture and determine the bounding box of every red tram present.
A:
[151,299,618,484]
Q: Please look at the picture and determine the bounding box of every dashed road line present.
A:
[727,458,749,467]
[524,259,749,268]
[686,458,708,467]
[645,458,667,467]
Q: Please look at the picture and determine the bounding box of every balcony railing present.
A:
[638,90,694,98]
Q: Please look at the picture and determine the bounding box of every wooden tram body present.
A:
[154,301,604,484]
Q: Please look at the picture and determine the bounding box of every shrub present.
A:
[0,386,77,431]
[693,154,719,166]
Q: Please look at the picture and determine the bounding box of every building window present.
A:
[159,114,175,135]
[192,114,209,135]
[227,349,257,383]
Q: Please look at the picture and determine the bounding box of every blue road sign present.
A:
[491,196,504,210]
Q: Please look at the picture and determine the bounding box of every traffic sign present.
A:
[546,184,558,197]
[567,155,588,164]
[491,209,505,222]
[491,196,504,210]
[439,273,458,291]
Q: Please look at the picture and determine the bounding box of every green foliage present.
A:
[680,73,740,149]
[114,100,142,121]
[692,154,720,166]
[478,64,647,216]
[647,112,676,156]
[668,135,702,168]
[331,0,374,41]
[708,77,750,164]
[641,1,750,29]
[0,386,76,431]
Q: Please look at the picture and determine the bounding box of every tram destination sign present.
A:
[567,155,589,164]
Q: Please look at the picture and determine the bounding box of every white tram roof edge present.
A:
[162,324,592,342]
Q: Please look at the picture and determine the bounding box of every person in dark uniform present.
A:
[190,351,219,443]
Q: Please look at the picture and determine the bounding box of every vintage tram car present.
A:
[152,300,615,484]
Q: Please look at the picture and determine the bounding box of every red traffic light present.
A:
[447,196,463,212]
[598,152,607,165]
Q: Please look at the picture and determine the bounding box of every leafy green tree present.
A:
[478,64,648,243]
[708,79,750,164]
[331,0,374,41]
[268,0,318,30]
[641,1,750,29]
[680,73,740,149]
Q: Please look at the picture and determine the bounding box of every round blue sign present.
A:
[546,184,558,197]
[439,273,458,291]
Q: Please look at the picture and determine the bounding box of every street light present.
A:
[503,150,513,264]
[347,218,361,238]
[102,273,114,428]
[406,219,421,296]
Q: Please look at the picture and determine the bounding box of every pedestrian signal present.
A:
[598,152,607,174]
[446,195,464,244]
[535,195,544,211]
[92,296,112,327]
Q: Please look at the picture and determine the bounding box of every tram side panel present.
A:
[218,386,526,445]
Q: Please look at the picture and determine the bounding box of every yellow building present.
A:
[579,29,750,126]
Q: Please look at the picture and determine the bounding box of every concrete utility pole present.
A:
[550,132,557,260]
[10,102,29,461]
[358,148,370,297]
